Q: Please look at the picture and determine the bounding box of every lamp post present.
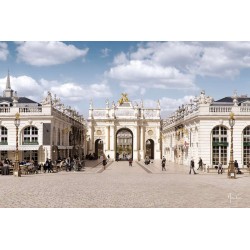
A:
[13,112,21,177]
[228,112,236,178]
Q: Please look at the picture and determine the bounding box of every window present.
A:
[23,126,38,144]
[243,126,250,166]
[212,126,228,166]
[0,126,8,145]
[1,150,7,160]
[24,150,38,162]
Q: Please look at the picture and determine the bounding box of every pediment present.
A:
[241,100,250,106]
[0,101,11,107]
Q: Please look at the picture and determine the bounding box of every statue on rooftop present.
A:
[118,93,129,105]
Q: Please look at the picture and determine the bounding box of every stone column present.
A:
[133,126,138,160]
[89,125,94,152]
[105,126,110,150]
[155,126,161,159]
[109,125,115,159]
[139,126,144,160]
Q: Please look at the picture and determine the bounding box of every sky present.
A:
[1,41,250,118]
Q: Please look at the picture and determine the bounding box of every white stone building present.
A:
[162,90,250,169]
[87,93,161,161]
[0,73,86,163]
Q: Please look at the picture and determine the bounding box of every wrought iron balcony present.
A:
[22,141,39,145]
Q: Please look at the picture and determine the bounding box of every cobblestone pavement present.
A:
[1,160,250,208]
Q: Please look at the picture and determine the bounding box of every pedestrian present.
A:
[129,158,133,167]
[234,160,239,172]
[162,161,166,171]
[48,159,52,173]
[162,156,166,171]
[197,157,203,170]
[65,157,70,172]
[189,157,197,174]
[44,158,49,173]
[218,162,223,174]
[103,158,107,170]
[145,155,150,165]
[162,156,166,164]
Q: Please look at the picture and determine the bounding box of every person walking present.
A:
[189,157,197,174]
[162,156,166,171]
[218,162,223,174]
[197,157,203,170]
[103,158,107,170]
[162,161,166,171]
[129,158,133,167]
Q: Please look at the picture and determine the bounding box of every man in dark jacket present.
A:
[197,157,203,170]
[189,158,197,174]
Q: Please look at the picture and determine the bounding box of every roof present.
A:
[215,96,250,105]
[0,97,40,106]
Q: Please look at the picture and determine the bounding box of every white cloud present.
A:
[0,75,112,106]
[106,41,250,95]
[0,75,43,101]
[101,48,111,58]
[0,42,9,60]
[50,81,112,101]
[107,60,195,89]
[135,95,194,118]
[16,41,89,66]
[159,95,194,112]
[113,52,129,65]
[119,82,145,97]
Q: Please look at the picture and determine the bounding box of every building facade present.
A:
[87,93,161,161]
[0,73,86,163]
[162,90,250,169]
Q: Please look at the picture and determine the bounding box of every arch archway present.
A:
[116,128,133,161]
[95,139,103,158]
[145,139,154,159]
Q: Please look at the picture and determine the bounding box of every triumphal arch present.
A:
[87,93,161,161]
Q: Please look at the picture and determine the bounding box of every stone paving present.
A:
[1,159,250,208]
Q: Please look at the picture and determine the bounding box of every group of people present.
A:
[217,159,243,175]
[189,157,203,174]
[85,153,98,160]
[189,158,246,175]
[43,156,84,173]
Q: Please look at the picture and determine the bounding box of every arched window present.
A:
[243,126,250,166]
[23,126,38,144]
[0,126,8,145]
[212,126,228,166]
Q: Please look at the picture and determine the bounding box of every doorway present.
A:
[116,128,133,161]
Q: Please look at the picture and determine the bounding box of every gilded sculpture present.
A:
[118,93,129,105]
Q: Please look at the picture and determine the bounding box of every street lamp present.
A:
[228,112,236,178]
[14,112,21,177]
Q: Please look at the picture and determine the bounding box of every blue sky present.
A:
[1,41,250,118]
